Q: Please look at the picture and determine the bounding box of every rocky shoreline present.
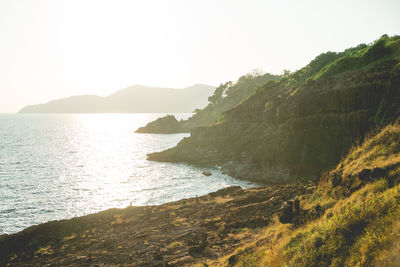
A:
[147,135,298,185]
[0,184,313,266]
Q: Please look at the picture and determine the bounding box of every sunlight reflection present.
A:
[0,114,257,234]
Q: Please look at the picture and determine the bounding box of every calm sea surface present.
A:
[0,114,257,234]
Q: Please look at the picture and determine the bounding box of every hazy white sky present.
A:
[0,0,399,113]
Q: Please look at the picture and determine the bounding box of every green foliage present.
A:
[312,35,393,80]
[186,71,280,127]
[281,51,342,87]
[374,98,387,125]
[279,35,399,88]
[264,101,273,111]
[208,81,232,106]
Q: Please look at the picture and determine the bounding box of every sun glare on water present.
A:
[60,114,187,212]
[0,113,256,234]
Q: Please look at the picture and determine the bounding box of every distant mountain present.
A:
[19,84,215,113]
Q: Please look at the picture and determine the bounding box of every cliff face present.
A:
[148,36,400,183]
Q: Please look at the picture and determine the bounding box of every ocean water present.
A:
[0,114,257,234]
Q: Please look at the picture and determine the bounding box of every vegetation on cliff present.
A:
[136,71,280,133]
[148,35,400,183]
[186,71,280,129]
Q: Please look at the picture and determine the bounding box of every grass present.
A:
[341,124,400,176]
[282,182,400,266]
[168,241,183,249]
[312,35,399,81]
[205,123,400,266]
[213,196,234,204]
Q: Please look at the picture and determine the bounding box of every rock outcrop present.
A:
[135,115,185,133]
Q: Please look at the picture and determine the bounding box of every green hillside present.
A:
[148,35,400,183]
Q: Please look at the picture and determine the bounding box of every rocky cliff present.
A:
[148,35,400,183]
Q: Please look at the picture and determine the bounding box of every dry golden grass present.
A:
[213,196,233,204]
[338,124,400,177]
[207,123,400,266]
[168,241,183,249]
[172,217,189,226]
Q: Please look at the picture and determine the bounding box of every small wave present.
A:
[136,187,162,192]
[115,198,129,202]
[72,188,90,191]
[1,208,16,214]
[172,176,192,180]
[39,209,55,213]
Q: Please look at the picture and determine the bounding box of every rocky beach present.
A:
[0,184,312,266]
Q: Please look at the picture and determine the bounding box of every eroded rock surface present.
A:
[0,184,312,266]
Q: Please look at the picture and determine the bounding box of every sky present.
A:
[0,0,399,113]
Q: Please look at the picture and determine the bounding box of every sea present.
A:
[0,113,257,235]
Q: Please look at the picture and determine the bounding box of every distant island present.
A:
[19,84,215,113]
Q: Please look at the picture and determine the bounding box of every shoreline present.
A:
[0,183,312,266]
[0,167,261,237]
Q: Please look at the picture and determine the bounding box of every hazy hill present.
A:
[19,84,215,113]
